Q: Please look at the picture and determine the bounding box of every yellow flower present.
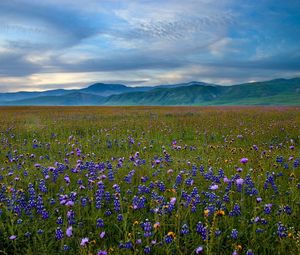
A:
[133,221,139,225]
[154,222,160,229]
[215,210,225,216]
[235,244,242,251]
[167,231,176,238]
[90,240,96,245]
[204,209,210,217]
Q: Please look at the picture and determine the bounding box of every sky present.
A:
[0,0,300,92]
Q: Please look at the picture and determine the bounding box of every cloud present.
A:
[0,52,41,76]
[0,0,300,91]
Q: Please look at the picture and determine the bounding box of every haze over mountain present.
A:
[0,78,299,106]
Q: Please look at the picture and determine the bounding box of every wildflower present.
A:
[256,197,262,203]
[9,235,17,240]
[117,214,123,222]
[240,158,248,164]
[195,246,204,254]
[167,231,176,238]
[236,178,244,186]
[66,226,73,237]
[277,222,287,238]
[181,224,189,235]
[65,200,74,207]
[246,250,254,255]
[80,237,89,246]
[210,184,218,190]
[96,218,104,228]
[154,222,160,229]
[100,231,105,239]
[231,229,238,240]
[196,222,208,240]
[55,227,64,240]
[264,204,272,214]
[141,219,152,237]
[216,210,225,216]
[204,209,210,217]
[144,246,151,254]
[170,197,176,205]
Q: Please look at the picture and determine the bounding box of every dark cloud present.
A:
[0,52,41,76]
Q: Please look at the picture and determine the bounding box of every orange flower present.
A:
[215,210,225,216]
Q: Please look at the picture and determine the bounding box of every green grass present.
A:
[0,106,299,255]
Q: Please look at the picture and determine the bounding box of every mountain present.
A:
[104,78,300,105]
[0,78,299,106]
[3,92,104,106]
[0,89,73,102]
[154,81,217,89]
[0,83,152,103]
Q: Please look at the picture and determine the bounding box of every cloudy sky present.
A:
[0,0,300,91]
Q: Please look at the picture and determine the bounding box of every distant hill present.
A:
[3,92,104,106]
[104,78,300,105]
[0,78,299,106]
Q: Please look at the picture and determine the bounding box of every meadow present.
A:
[0,106,299,255]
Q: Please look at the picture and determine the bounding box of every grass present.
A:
[0,106,299,255]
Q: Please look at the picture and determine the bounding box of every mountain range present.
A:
[0,78,299,106]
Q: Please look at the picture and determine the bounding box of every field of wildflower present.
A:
[0,106,299,255]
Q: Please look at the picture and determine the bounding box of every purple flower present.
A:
[240,158,248,164]
[100,231,105,239]
[9,235,17,240]
[97,251,107,255]
[65,200,74,207]
[170,197,176,205]
[80,237,89,246]
[210,184,218,190]
[196,246,204,254]
[236,178,244,185]
[66,226,73,237]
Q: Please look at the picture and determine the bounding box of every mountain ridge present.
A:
[0,78,299,106]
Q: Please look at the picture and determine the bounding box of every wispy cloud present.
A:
[0,0,299,91]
